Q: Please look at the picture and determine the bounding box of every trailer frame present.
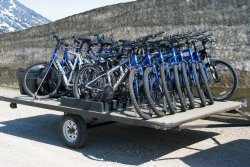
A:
[0,95,248,148]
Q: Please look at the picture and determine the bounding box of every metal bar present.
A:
[88,121,116,129]
[180,123,250,129]
[235,109,250,120]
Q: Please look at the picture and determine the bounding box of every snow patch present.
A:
[0,0,50,33]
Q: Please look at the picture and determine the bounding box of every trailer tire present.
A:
[60,114,87,149]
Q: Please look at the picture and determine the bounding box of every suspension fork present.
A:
[134,65,144,95]
[185,48,198,86]
[159,61,172,89]
[136,69,144,96]
[207,58,220,82]
[202,60,211,82]
[190,61,200,86]
[162,62,174,90]
[180,60,190,87]
[177,50,190,87]
[147,64,161,92]
[153,65,162,91]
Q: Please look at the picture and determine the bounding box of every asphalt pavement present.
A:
[0,87,249,167]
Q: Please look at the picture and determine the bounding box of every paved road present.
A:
[0,88,250,167]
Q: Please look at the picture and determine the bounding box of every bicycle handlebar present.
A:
[50,31,60,42]
[136,31,165,42]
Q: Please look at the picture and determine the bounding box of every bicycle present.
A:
[23,32,88,99]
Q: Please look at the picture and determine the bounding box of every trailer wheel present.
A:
[60,114,87,149]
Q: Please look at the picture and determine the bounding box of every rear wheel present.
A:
[208,59,238,101]
[23,62,61,99]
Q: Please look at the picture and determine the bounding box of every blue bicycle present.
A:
[23,32,88,99]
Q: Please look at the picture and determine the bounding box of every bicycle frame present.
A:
[162,47,180,89]
[84,57,131,93]
[47,45,89,88]
[84,49,151,96]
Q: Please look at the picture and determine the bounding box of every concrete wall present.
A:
[0,0,249,88]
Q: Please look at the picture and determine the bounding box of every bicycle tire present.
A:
[198,62,214,105]
[180,62,195,109]
[173,64,187,112]
[208,59,238,101]
[23,62,61,99]
[129,68,152,120]
[160,64,176,114]
[191,63,206,107]
[73,64,101,99]
[143,67,166,117]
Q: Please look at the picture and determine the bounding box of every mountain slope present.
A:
[0,0,50,33]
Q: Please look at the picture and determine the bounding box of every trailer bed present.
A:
[0,95,242,130]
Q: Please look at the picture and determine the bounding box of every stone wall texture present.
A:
[0,0,249,88]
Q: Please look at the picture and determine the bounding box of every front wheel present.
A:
[173,64,187,112]
[190,63,206,107]
[129,68,152,120]
[198,62,214,105]
[160,64,176,114]
[207,59,238,101]
[143,67,166,117]
[180,62,195,109]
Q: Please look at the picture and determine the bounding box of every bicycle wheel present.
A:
[180,62,195,109]
[160,64,176,114]
[143,67,166,117]
[198,62,214,105]
[23,62,61,99]
[173,64,187,112]
[190,63,206,107]
[129,68,152,120]
[208,59,238,101]
[73,64,102,100]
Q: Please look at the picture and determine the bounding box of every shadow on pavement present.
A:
[204,115,250,124]
[181,139,250,167]
[0,114,236,165]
